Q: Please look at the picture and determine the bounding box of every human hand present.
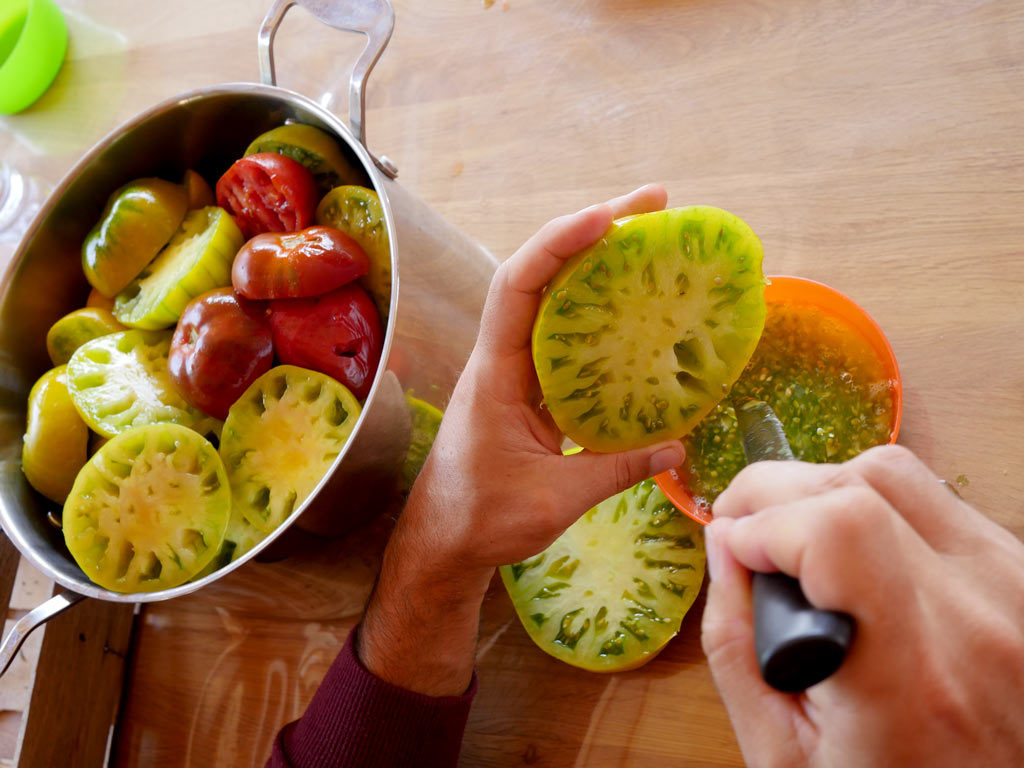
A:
[360,185,687,695]
[701,444,1024,767]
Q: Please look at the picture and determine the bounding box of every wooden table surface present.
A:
[3,0,1023,765]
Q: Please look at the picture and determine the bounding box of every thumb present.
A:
[701,518,803,764]
[554,440,685,514]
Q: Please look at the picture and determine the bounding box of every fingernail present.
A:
[648,445,684,476]
[705,518,734,582]
[704,524,721,582]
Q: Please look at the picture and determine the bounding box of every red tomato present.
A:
[269,283,383,400]
[232,225,370,300]
[215,153,318,239]
[169,288,274,420]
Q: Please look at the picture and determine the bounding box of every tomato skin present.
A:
[169,288,274,420]
[232,225,370,300]
[182,169,215,209]
[82,178,188,297]
[269,283,383,400]
[215,153,318,239]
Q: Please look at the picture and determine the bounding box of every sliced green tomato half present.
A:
[66,330,209,438]
[401,395,443,492]
[533,206,766,452]
[316,186,391,321]
[192,507,267,580]
[63,423,230,593]
[245,123,364,195]
[219,366,362,534]
[501,479,706,672]
[114,206,243,330]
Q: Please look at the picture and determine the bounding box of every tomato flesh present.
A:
[232,225,369,300]
[216,153,318,239]
[63,424,230,592]
[269,283,383,400]
[168,288,274,420]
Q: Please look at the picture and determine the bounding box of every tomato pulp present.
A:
[682,300,898,511]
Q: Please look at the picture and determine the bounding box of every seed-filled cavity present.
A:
[326,397,348,426]
[181,528,206,556]
[138,551,162,581]
[114,541,135,579]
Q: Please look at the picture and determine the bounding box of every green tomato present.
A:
[82,178,188,298]
[192,508,267,580]
[46,307,126,366]
[501,479,706,672]
[219,365,361,533]
[401,395,443,492]
[114,206,243,330]
[316,185,391,321]
[22,366,89,503]
[532,206,766,452]
[245,123,362,195]
[63,424,230,592]
[66,330,209,438]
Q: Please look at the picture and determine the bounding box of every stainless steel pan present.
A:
[0,0,498,673]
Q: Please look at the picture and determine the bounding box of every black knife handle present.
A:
[753,571,855,692]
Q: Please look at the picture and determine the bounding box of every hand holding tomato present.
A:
[168,288,274,420]
[215,153,318,239]
[269,283,382,399]
[357,186,685,698]
[233,226,369,300]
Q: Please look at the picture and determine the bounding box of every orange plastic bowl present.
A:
[654,275,903,525]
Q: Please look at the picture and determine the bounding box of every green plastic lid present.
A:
[0,0,67,115]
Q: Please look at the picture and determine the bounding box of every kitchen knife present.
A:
[733,397,855,693]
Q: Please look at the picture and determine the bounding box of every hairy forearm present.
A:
[359,486,492,696]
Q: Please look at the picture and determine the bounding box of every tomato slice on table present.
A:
[215,153,318,239]
[232,225,369,300]
[169,288,274,421]
[269,283,383,400]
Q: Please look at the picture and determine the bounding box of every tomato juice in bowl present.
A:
[655,276,903,524]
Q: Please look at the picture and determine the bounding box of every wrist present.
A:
[358,489,492,696]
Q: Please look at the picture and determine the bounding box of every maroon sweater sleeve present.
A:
[266,628,477,768]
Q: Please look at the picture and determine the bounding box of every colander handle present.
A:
[257,0,398,178]
[0,589,84,677]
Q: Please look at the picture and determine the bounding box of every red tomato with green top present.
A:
[232,225,370,300]
[269,283,383,400]
[168,288,274,420]
[215,153,318,239]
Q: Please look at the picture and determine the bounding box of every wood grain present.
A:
[0,537,22,636]
[1,0,1022,765]
[19,594,134,768]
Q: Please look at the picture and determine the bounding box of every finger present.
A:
[506,184,668,295]
[543,439,685,522]
[723,486,926,620]
[604,183,669,220]
[477,184,668,358]
[713,446,976,553]
[713,460,845,519]
[701,518,807,765]
[843,445,989,550]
